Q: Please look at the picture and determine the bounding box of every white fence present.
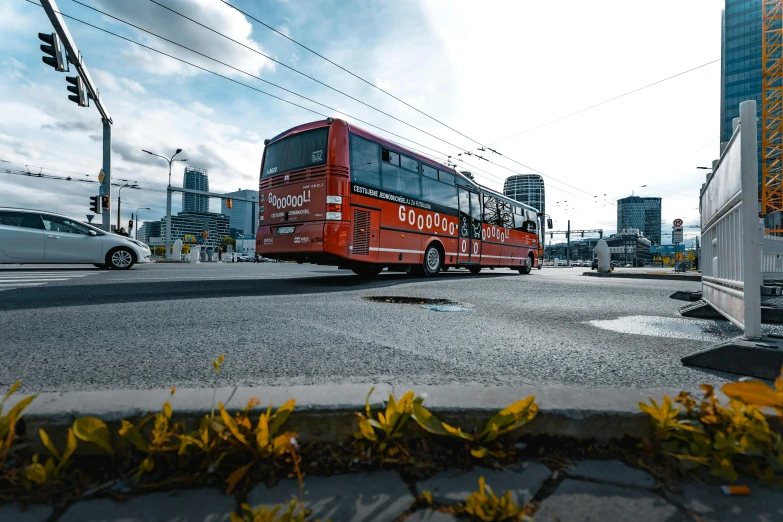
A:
[700,100,761,339]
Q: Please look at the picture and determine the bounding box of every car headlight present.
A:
[127,239,148,249]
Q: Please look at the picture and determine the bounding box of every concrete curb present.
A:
[582,271,701,282]
[10,384,686,451]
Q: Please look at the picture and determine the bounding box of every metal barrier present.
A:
[762,228,783,280]
[699,100,761,339]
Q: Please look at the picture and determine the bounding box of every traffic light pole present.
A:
[102,121,111,231]
[40,0,113,231]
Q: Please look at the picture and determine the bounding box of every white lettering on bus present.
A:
[417,214,424,230]
[268,189,311,210]
[473,242,479,254]
[426,215,432,229]
[461,239,467,253]
[408,209,415,226]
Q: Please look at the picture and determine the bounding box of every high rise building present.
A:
[720,1,762,188]
[222,189,258,237]
[503,174,545,216]
[183,166,209,212]
[616,196,662,245]
[156,211,230,250]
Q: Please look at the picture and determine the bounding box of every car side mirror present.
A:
[88,230,98,236]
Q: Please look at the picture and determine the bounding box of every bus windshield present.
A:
[262,127,328,178]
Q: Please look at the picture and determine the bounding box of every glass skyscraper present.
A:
[616,196,662,245]
[503,174,545,216]
[721,0,762,190]
[221,189,258,237]
[183,166,210,212]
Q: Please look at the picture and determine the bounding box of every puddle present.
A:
[588,315,748,342]
[363,296,472,312]
[420,304,472,312]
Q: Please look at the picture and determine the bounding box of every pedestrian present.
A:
[119,227,129,237]
[218,246,223,261]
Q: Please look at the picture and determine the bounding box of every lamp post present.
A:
[116,183,138,233]
[135,207,151,241]
[142,148,186,259]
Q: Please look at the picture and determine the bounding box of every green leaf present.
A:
[218,403,248,445]
[38,428,60,460]
[358,418,377,441]
[365,387,375,418]
[73,417,114,454]
[56,429,77,474]
[24,462,47,485]
[411,402,451,436]
[471,446,488,458]
[0,381,21,414]
[163,401,173,419]
[269,399,295,435]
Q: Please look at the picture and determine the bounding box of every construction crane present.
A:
[762,0,783,221]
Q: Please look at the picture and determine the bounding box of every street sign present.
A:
[673,218,683,226]
[673,226,684,244]
[86,214,94,223]
[98,169,104,183]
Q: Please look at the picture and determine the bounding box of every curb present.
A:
[582,271,701,282]
[10,384,685,453]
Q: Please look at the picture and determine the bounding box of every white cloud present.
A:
[91,69,146,94]
[92,0,275,79]
[189,101,214,115]
[6,58,26,70]
[375,79,392,91]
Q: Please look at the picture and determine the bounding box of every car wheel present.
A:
[422,243,442,277]
[518,254,534,275]
[106,247,135,270]
[468,266,481,275]
[351,263,383,277]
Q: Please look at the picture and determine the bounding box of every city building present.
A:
[150,211,230,250]
[720,0,762,190]
[137,220,160,245]
[235,235,257,254]
[616,196,662,245]
[503,174,545,216]
[182,166,210,213]
[222,189,258,238]
[544,237,601,263]
[606,228,652,266]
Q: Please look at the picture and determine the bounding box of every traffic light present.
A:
[66,75,87,107]
[226,198,233,209]
[38,32,65,72]
[128,219,134,231]
[101,196,109,210]
[89,195,101,214]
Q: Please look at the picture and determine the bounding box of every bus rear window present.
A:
[262,128,328,178]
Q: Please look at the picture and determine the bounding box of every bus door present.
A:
[458,188,481,263]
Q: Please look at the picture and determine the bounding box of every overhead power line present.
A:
[29,1,614,212]
[217,0,488,150]
[40,1,595,206]
[488,59,721,146]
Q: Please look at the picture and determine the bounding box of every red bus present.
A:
[256,118,540,277]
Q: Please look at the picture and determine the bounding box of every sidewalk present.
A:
[5,459,781,521]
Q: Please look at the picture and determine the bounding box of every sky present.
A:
[0,0,724,244]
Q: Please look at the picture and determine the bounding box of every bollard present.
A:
[595,239,610,273]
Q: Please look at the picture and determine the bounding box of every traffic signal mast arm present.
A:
[549,229,605,238]
[40,0,110,123]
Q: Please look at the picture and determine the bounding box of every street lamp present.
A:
[142,148,186,260]
[135,207,151,241]
[117,183,138,232]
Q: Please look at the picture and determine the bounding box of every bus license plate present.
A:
[276,226,295,234]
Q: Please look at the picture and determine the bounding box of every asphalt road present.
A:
[0,262,765,393]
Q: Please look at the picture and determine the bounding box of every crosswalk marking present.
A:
[0,271,100,291]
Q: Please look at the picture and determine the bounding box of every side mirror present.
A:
[547,218,553,229]
[88,230,98,236]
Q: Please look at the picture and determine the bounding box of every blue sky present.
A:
[0,0,724,243]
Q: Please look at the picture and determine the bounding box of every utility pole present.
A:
[40,0,113,231]
[566,219,571,266]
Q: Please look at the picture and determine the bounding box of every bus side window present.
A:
[483,195,501,226]
[350,134,380,187]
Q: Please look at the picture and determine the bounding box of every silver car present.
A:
[0,208,151,269]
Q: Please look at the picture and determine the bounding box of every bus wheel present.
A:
[351,264,383,277]
[422,244,442,277]
[468,266,481,275]
[441,266,450,272]
[518,255,534,275]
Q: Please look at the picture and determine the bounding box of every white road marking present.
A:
[0,271,99,291]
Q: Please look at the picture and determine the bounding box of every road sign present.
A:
[673,226,684,244]
[673,218,683,226]
[98,169,104,183]
[86,214,94,223]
